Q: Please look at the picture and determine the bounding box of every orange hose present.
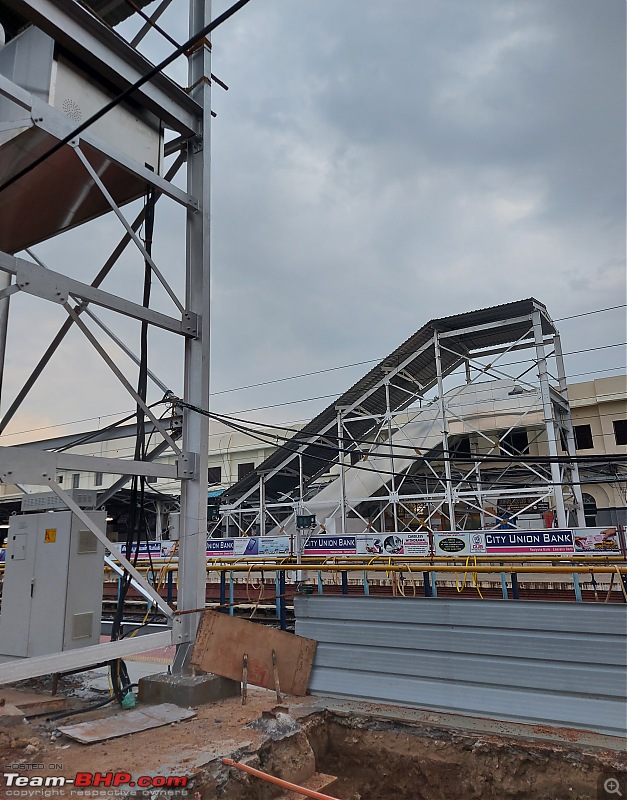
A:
[221,757,341,800]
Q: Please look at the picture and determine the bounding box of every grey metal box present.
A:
[0,511,105,658]
[21,489,97,512]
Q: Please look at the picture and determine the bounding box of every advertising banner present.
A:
[354,532,431,556]
[434,529,594,557]
[105,528,623,562]
[439,528,624,557]
[110,541,163,560]
[435,533,471,556]
[206,536,291,558]
[481,529,574,555]
[302,536,357,556]
[573,527,621,554]
[300,532,432,557]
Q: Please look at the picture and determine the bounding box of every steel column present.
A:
[553,332,586,526]
[532,312,567,527]
[0,271,11,406]
[385,379,399,534]
[337,408,347,536]
[174,0,211,658]
[434,331,455,531]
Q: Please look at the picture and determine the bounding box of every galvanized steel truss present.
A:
[220,302,585,539]
[0,0,211,680]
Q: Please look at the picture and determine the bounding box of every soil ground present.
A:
[1,676,625,800]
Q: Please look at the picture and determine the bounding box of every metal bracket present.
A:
[0,446,57,484]
[177,451,198,479]
[16,261,68,303]
[182,311,199,338]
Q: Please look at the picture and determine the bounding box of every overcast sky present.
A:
[2,0,625,442]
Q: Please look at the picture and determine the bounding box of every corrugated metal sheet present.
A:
[225,298,555,504]
[294,596,627,737]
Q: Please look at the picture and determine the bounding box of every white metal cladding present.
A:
[294,596,627,737]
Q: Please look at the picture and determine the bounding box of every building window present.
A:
[574,424,594,450]
[94,472,103,487]
[500,428,529,455]
[72,473,80,489]
[582,493,597,527]
[146,475,157,484]
[237,462,254,480]
[613,419,627,446]
[56,474,63,484]
[208,466,222,484]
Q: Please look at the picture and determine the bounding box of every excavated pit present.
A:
[206,710,626,800]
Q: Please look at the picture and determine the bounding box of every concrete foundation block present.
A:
[138,673,240,708]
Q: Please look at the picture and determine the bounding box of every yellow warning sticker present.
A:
[44,528,57,543]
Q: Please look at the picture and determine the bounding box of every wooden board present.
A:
[190,611,317,697]
[0,689,67,717]
[58,703,195,744]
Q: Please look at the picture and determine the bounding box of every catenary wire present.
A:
[177,404,626,489]
[1,338,623,441]
[208,337,626,398]
[176,400,627,468]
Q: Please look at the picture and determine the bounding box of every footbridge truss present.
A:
[219,298,585,540]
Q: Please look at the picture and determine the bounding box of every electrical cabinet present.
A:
[0,511,105,658]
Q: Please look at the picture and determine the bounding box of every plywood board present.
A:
[58,703,195,744]
[190,611,317,696]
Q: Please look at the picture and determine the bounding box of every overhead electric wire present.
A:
[1,320,622,441]
[201,400,627,456]
[181,403,626,490]
[53,401,165,453]
[119,0,230,92]
[175,399,627,470]
[555,304,626,321]
[208,336,626,398]
[206,392,627,433]
[0,0,253,194]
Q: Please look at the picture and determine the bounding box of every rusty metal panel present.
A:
[294,596,627,738]
[58,704,195,743]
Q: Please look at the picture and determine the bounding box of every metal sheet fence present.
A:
[294,596,627,737]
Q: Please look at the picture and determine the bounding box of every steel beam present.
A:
[97,437,178,506]
[434,332,456,531]
[0,252,194,337]
[0,445,177,479]
[5,0,201,135]
[0,631,173,685]
[0,154,185,435]
[63,303,182,455]
[83,307,171,395]
[73,145,186,314]
[437,314,536,340]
